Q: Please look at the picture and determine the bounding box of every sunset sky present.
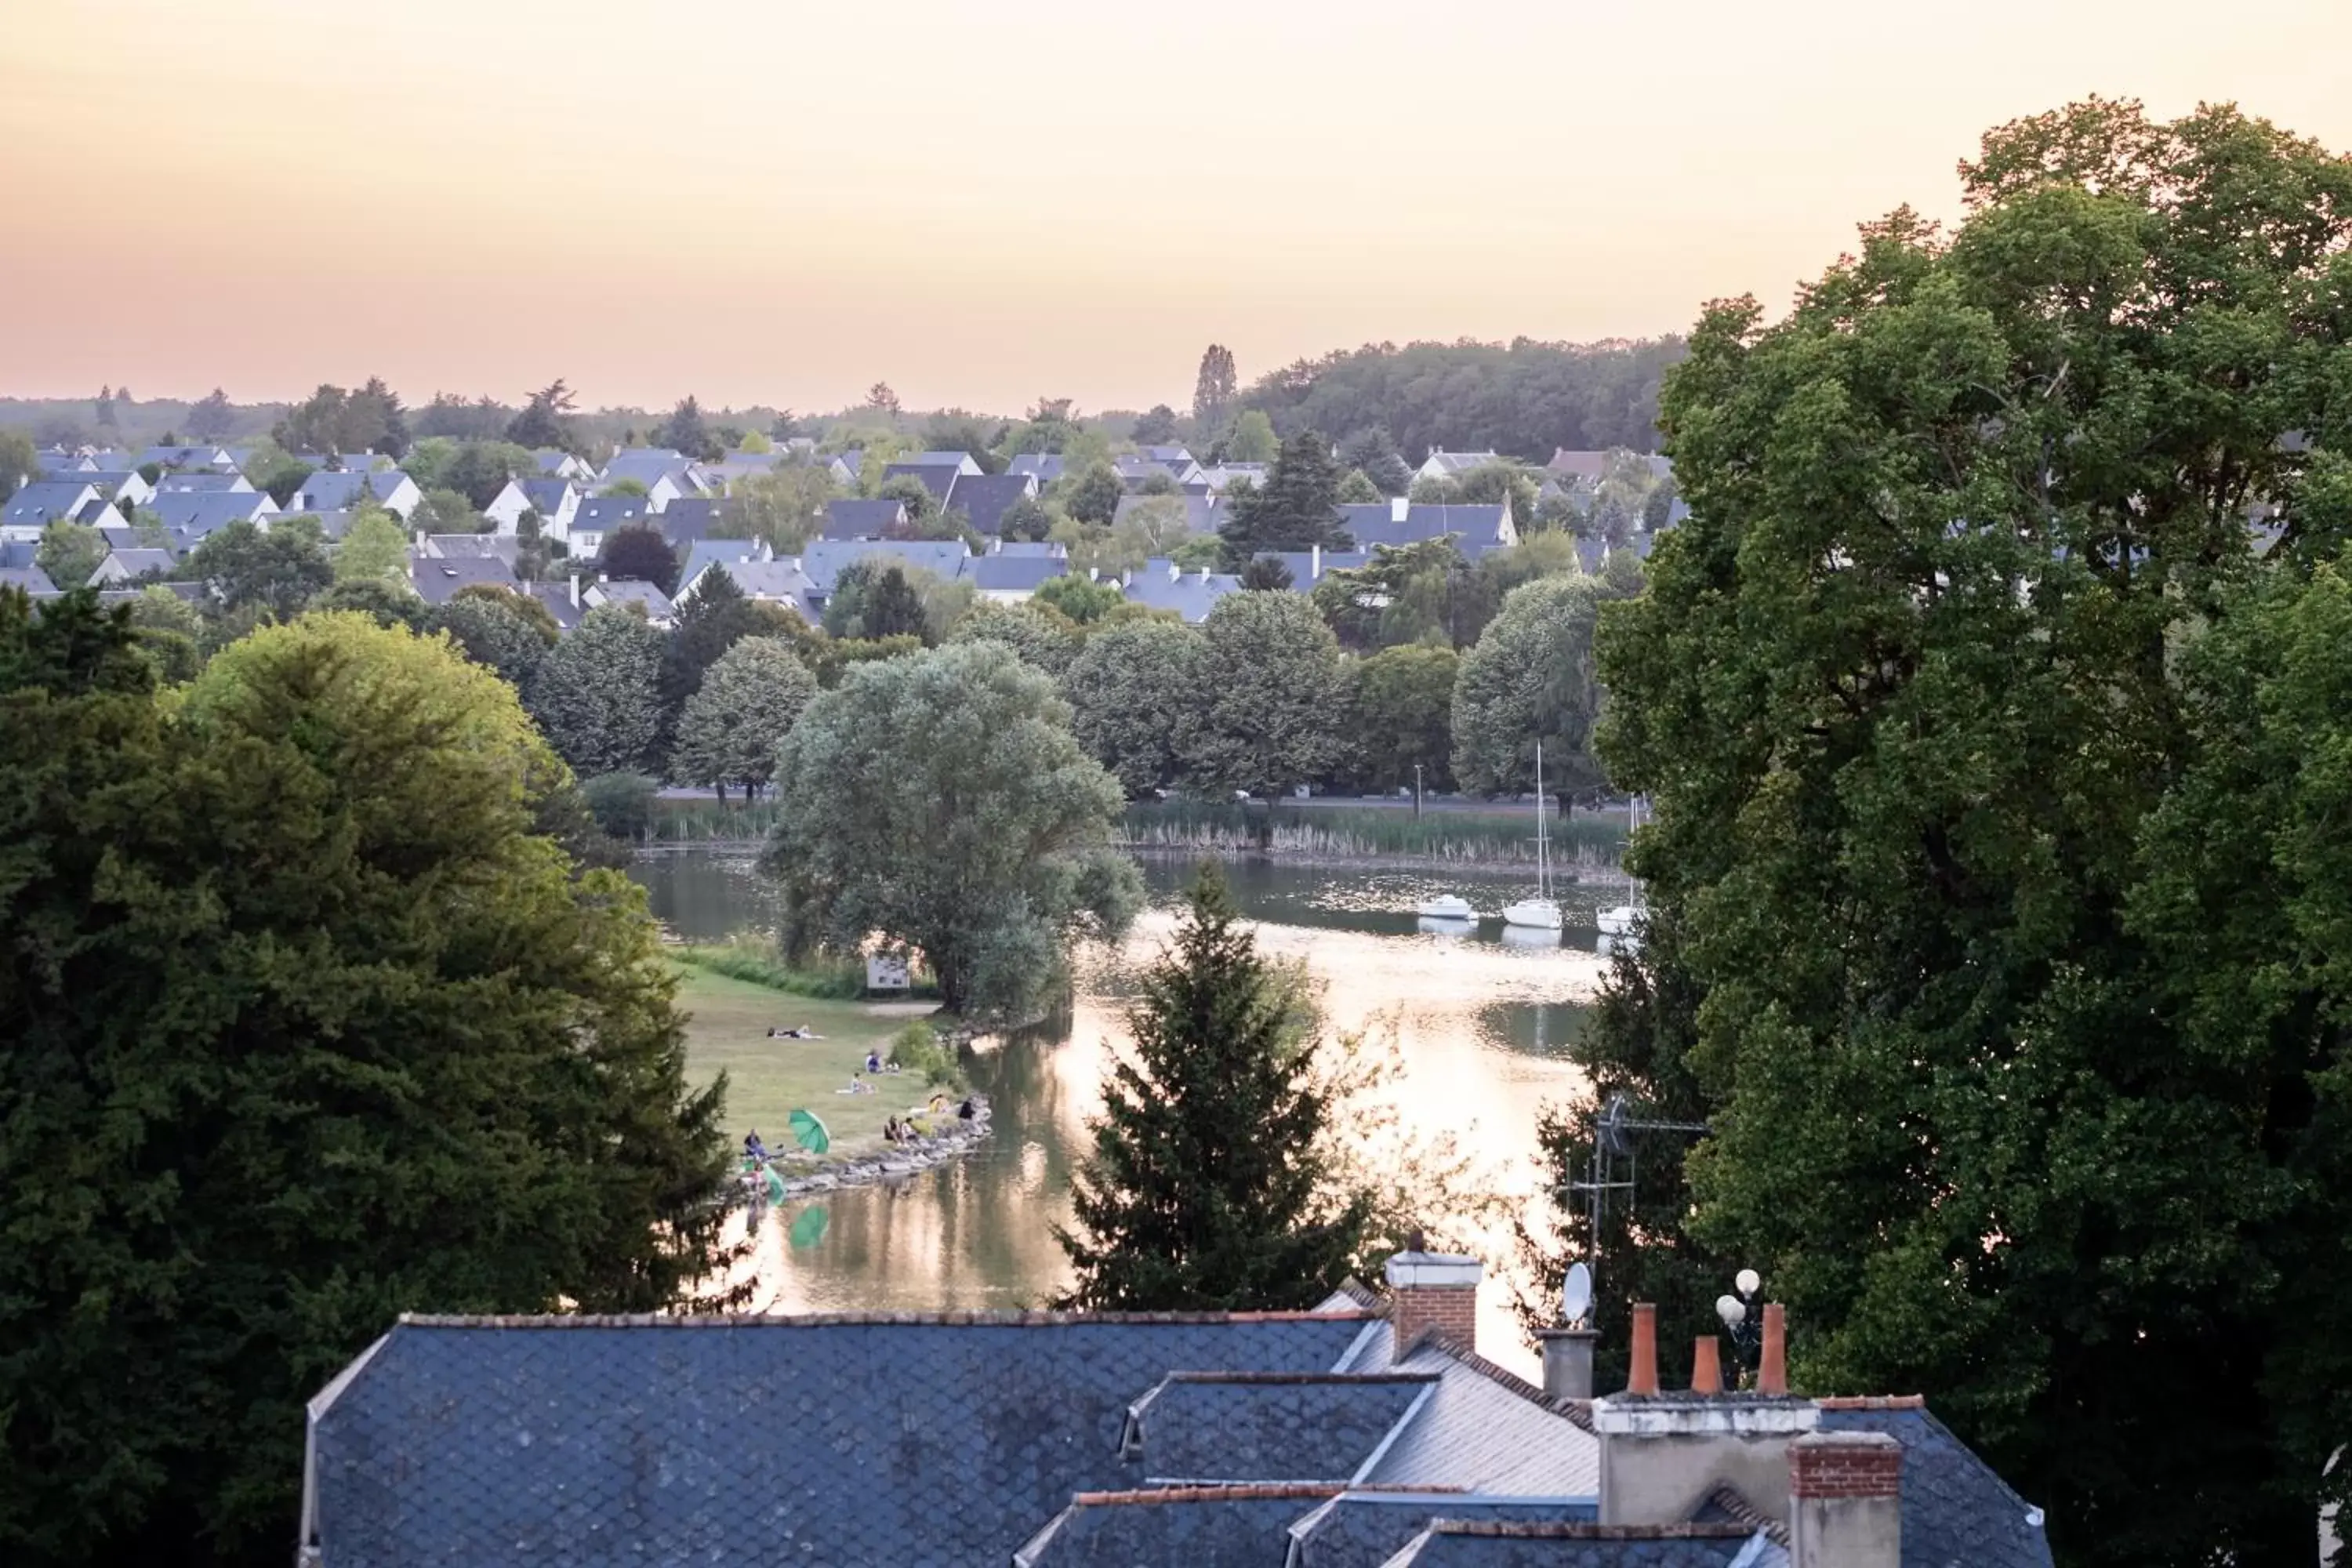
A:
[5,0,2349,416]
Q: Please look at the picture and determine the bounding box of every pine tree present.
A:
[1219,430,1347,562]
[1057,862,1371,1309]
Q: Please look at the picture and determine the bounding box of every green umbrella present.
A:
[787,1107,831,1156]
[788,1204,830,1250]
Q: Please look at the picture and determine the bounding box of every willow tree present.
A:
[1558,99,2352,1567]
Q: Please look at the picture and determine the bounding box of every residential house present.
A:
[674,538,774,601]
[63,470,157,509]
[1197,460,1272,492]
[1116,452,1203,490]
[1336,500,1518,555]
[136,444,239,473]
[798,539,971,603]
[97,524,170,557]
[1417,448,1503,483]
[698,452,782,492]
[821,452,863,488]
[416,534,524,569]
[0,563,58,597]
[698,557,818,619]
[939,471,1036,535]
[820,498,909,541]
[481,477,580,539]
[298,1247,2055,1567]
[1544,449,1612,486]
[958,541,1073,602]
[583,578,676,627]
[652,497,728,549]
[526,579,587,633]
[568,495,652,560]
[1121,558,1241,622]
[1138,443,1196,469]
[87,547,179,586]
[407,554,517,607]
[3,482,103,541]
[35,448,96,476]
[148,490,280,547]
[600,448,702,510]
[911,450,985,476]
[153,472,256,495]
[880,461,964,508]
[1007,453,1068,486]
[532,448,593,481]
[293,470,423,521]
[1112,492,1228,539]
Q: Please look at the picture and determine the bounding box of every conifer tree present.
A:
[1057,862,1371,1309]
[1219,430,1348,562]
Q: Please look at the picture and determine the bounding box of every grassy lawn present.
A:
[671,965,949,1160]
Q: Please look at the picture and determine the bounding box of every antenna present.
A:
[1562,1261,1593,1327]
[1564,1091,1711,1269]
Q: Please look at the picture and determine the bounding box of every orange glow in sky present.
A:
[4,0,2349,413]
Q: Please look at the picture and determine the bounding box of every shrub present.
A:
[887,1022,965,1089]
[581,771,658,838]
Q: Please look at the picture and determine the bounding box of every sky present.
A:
[3,0,2350,416]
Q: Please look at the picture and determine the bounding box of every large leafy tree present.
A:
[35,520,107,590]
[1569,99,2352,1568]
[1219,430,1348,561]
[432,585,558,688]
[1057,862,1373,1309]
[599,524,681,593]
[822,561,930,641]
[183,517,334,618]
[527,604,667,776]
[669,636,816,797]
[185,387,236,441]
[763,641,1141,1018]
[1449,575,1603,805]
[948,598,1083,677]
[504,379,579,452]
[0,601,729,1566]
[1184,590,1346,795]
[1348,644,1459,793]
[654,394,720,462]
[1063,615,1202,795]
[333,506,411,584]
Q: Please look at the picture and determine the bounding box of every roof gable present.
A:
[1815,1403,2052,1568]
[1123,1371,1438,1484]
[1290,1494,1599,1568]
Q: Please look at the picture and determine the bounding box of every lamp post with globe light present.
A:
[1715,1269,1763,1385]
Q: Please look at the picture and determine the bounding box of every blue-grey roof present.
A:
[1140,444,1196,464]
[306,1311,1373,1568]
[1262,550,1372,586]
[707,559,816,614]
[525,581,584,631]
[154,472,250,493]
[880,460,960,505]
[147,492,273,539]
[601,449,690,489]
[1338,503,1512,550]
[1007,453,1068,484]
[1816,1405,2053,1568]
[1352,1339,1599,1496]
[518,477,575,512]
[0,539,39,569]
[800,539,970,593]
[591,580,674,619]
[408,555,515,606]
[0,564,58,595]
[820,497,909,540]
[944,471,1036,533]
[137,444,234,470]
[100,548,176,579]
[1289,1494,1600,1568]
[1113,491,1227,536]
[295,469,410,511]
[572,495,650,530]
[677,539,768,590]
[652,496,725,545]
[1120,561,1240,622]
[97,525,166,555]
[960,553,1069,593]
[1123,1371,1437,1483]
[532,449,577,474]
[4,481,101,527]
[1018,1486,1341,1567]
[1385,1520,1778,1566]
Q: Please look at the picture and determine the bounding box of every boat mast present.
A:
[1534,740,1548,900]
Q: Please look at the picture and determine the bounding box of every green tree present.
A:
[1220,430,1346,561]
[333,506,411,584]
[431,586,557,687]
[527,604,666,776]
[1131,404,1182,445]
[505,379,579,452]
[662,564,791,712]
[948,598,1083,677]
[185,387,237,441]
[920,410,1005,471]
[670,637,817,797]
[439,440,538,509]
[822,561,931,641]
[1339,426,1414,496]
[1032,572,1123,624]
[124,584,205,681]
[1062,616,1201,795]
[0,429,40,502]
[184,517,334,618]
[35,520,107,590]
[1351,644,1459,793]
[1334,469,1382,503]
[762,641,1141,1018]
[1450,575,1601,804]
[1185,590,1345,794]
[654,394,720,461]
[248,452,316,506]
[876,472,939,522]
[599,524,681,593]
[731,463,836,550]
[1192,345,1239,430]
[1568,99,2352,1568]
[0,604,728,1564]
[309,578,430,630]
[1057,862,1373,1308]
[1060,461,1123,526]
[997,494,1052,543]
[1223,407,1278,463]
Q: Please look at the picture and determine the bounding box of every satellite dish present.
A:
[1562,1261,1593,1327]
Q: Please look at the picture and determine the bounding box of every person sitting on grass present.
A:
[745,1130,771,1163]
[837,1073,875,1096]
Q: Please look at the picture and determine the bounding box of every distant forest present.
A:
[0,336,1682,458]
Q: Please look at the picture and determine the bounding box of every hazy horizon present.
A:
[5,0,2348,414]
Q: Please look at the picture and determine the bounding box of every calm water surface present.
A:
[632,852,1631,1374]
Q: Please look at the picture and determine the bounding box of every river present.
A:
[632,851,1625,1376]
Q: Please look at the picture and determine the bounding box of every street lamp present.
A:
[1716,1268,1763,1383]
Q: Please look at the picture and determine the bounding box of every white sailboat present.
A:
[1595,794,1644,937]
[1502,741,1564,931]
[1415,893,1478,920]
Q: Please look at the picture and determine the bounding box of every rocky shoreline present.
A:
[761,1095,993,1200]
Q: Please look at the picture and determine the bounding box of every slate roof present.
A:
[820,497,909,540]
[96,525,165,556]
[943,471,1036,533]
[1289,1494,1601,1568]
[1122,1371,1438,1484]
[707,559,817,614]
[677,539,769,591]
[0,539,36,569]
[1574,537,1609,575]
[1265,550,1371,585]
[571,495,650,532]
[1113,491,1227,535]
[532,449,580,474]
[1424,449,1501,476]
[1338,503,1512,550]
[421,534,523,565]
[138,444,234,470]
[153,471,251,493]
[0,564,58,595]
[295,470,412,512]
[408,554,516,606]
[304,1311,1374,1568]
[1815,1401,2053,1568]
[147,492,273,539]
[652,496,726,546]
[1120,561,1241,622]
[600,448,693,490]
[799,539,970,592]
[518,476,575,513]
[589,580,674,620]
[1017,1485,1342,1567]
[880,460,961,505]
[1355,1338,1599,1496]
[5,481,100,528]
[960,552,1069,593]
[524,582,584,632]
[1007,453,1068,485]
[98,548,176,580]
[1385,1520,1780,1566]
[61,469,140,499]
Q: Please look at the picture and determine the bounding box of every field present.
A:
[670,965,949,1160]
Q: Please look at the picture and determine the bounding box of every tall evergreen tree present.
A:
[185,387,236,441]
[506,379,579,452]
[655,395,719,461]
[1191,344,1238,429]
[1058,863,1371,1309]
[1219,430,1348,562]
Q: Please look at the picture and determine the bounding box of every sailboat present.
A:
[1502,741,1564,931]
[1595,795,1644,936]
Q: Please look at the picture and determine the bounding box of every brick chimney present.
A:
[1384,1250,1481,1354]
[1788,1431,1902,1568]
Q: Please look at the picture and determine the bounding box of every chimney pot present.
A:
[1627,1303,1659,1396]
[1536,1327,1596,1401]
[1384,1250,1483,1356]
[1691,1336,1723,1395]
[1759,1303,1788,1396]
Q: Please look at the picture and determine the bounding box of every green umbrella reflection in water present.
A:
[787,1205,830,1250]
[787,1108,830,1155]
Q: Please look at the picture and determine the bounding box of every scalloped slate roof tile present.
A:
[1017,1484,1341,1566]
[307,1312,1371,1567]
[1816,1404,2053,1568]
[1123,1371,1437,1483]
[1290,1494,1600,1568]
